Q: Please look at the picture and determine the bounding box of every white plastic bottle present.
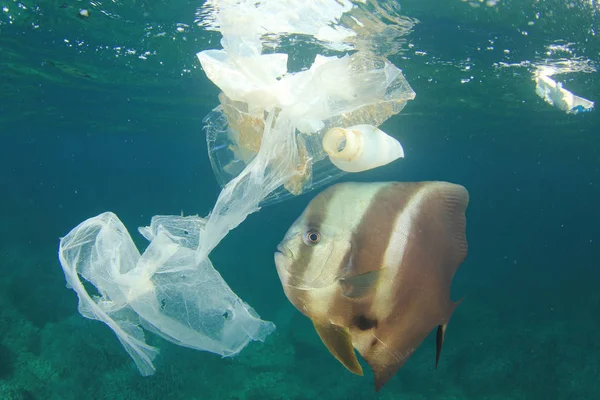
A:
[322,124,405,172]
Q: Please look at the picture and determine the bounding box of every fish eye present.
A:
[303,230,321,245]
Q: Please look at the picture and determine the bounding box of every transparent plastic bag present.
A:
[202,51,415,206]
[59,212,275,375]
[59,0,417,375]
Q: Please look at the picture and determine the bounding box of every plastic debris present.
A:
[59,212,275,375]
[535,68,594,114]
[59,0,417,375]
[201,50,415,206]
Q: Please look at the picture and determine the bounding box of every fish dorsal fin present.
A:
[435,182,469,266]
[313,321,363,376]
[339,269,385,299]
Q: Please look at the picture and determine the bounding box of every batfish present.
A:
[274,181,469,391]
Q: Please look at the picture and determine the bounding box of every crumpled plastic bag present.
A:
[59,212,275,375]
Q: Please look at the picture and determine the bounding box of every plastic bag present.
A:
[201,51,416,206]
[59,212,275,375]
[59,0,417,375]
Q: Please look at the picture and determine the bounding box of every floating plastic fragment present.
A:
[535,69,594,114]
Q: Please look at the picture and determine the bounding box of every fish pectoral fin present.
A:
[339,269,385,299]
[313,320,363,376]
[435,324,447,369]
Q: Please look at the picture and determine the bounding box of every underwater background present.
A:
[1,0,599,399]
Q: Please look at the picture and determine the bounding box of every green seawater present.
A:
[1,1,599,399]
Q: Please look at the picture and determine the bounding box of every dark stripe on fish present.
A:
[350,182,422,278]
[285,188,332,287]
[328,183,422,329]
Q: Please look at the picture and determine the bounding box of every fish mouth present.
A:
[276,243,293,258]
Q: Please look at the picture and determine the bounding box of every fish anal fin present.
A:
[313,320,363,376]
[339,269,385,299]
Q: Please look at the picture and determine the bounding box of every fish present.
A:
[274,181,469,391]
